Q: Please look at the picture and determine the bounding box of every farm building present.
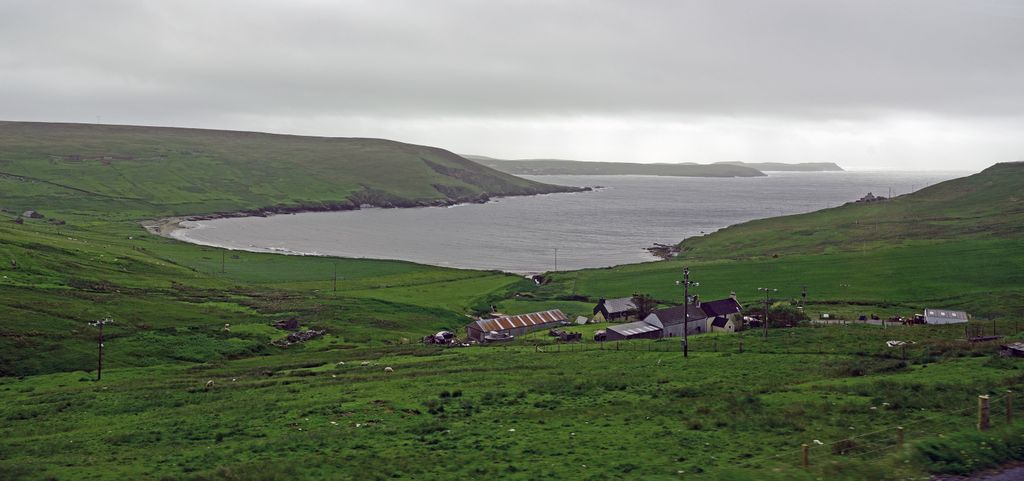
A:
[709,316,735,332]
[643,304,708,337]
[465,309,568,342]
[593,297,638,322]
[699,295,742,319]
[698,295,743,330]
[605,320,662,341]
[923,308,969,324]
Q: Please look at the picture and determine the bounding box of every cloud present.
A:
[1,0,1022,169]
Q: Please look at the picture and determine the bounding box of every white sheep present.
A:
[384,366,394,373]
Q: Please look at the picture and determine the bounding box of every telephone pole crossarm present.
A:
[88,318,114,381]
[676,267,699,358]
[757,287,777,339]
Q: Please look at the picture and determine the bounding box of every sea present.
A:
[171,171,965,273]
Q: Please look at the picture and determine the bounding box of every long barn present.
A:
[466,309,568,342]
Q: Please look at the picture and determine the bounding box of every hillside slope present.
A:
[0,122,580,220]
[678,162,1024,260]
[464,155,765,177]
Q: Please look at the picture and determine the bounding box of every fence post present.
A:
[896,426,904,448]
[978,395,991,431]
[1007,390,1014,424]
[801,443,809,468]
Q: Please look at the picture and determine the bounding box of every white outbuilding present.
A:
[923,308,969,324]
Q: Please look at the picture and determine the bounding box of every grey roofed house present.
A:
[647,304,708,325]
[643,304,708,337]
[593,297,639,321]
[923,308,969,324]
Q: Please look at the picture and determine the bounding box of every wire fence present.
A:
[512,324,1017,358]
[734,387,1021,472]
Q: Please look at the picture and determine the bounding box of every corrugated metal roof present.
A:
[924,308,969,324]
[468,309,568,332]
[925,308,967,319]
[608,321,661,337]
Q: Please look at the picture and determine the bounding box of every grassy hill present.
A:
[678,161,1024,260]
[0,122,580,220]
[464,155,766,177]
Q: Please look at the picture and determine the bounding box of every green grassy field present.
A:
[3,324,1023,480]
[2,124,1023,480]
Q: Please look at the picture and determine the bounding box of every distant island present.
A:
[465,155,844,177]
[715,161,844,172]
[464,156,764,177]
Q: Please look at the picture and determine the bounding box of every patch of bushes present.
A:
[831,358,907,377]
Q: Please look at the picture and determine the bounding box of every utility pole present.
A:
[676,267,699,358]
[89,318,113,381]
[553,248,558,272]
[221,251,225,274]
[757,287,777,339]
[801,285,807,309]
[333,262,338,292]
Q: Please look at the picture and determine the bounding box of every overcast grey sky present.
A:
[2,0,1022,170]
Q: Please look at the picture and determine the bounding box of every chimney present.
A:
[729,291,737,301]
[693,294,700,307]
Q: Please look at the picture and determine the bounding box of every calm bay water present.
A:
[172,171,964,273]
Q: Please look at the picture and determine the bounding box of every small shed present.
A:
[1000,342,1024,358]
[465,309,568,342]
[593,297,639,322]
[923,308,969,324]
[22,210,44,219]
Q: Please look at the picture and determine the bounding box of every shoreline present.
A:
[140,186,597,251]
